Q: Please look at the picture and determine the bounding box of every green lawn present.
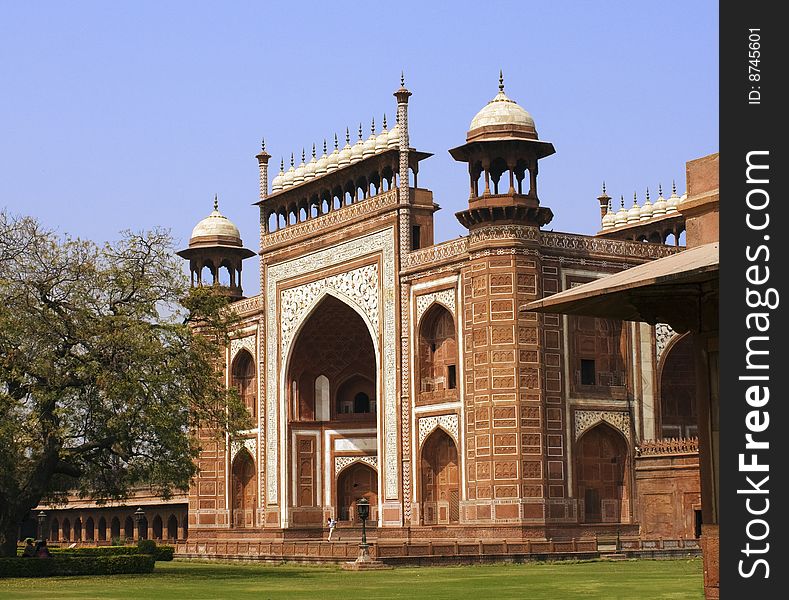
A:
[0,558,703,599]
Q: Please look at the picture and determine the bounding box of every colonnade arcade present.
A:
[45,508,188,543]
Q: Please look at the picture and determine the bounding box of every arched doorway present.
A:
[575,423,630,523]
[337,463,378,522]
[84,517,94,541]
[62,518,71,541]
[420,428,460,524]
[98,517,107,541]
[152,515,163,540]
[418,304,458,401]
[124,516,134,540]
[110,517,120,540]
[285,294,378,519]
[659,334,698,438]
[50,518,59,541]
[232,350,256,419]
[73,517,82,541]
[231,449,256,527]
[167,515,178,540]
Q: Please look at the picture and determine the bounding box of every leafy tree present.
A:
[0,210,247,556]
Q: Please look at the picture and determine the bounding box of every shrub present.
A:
[154,546,174,561]
[49,544,175,561]
[137,539,157,555]
[0,555,155,578]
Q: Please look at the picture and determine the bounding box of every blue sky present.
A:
[1,1,718,296]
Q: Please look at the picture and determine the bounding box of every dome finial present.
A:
[358,123,363,140]
[382,113,388,130]
[401,70,405,87]
[602,181,606,194]
[261,137,265,152]
[334,133,338,150]
[323,139,327,154]
[658,183,663,196]
[290,153,294,167]
[312,143,316,159]
[499,69,505,93]
[345,127,350,145]
[672,180,677,195]
[620,195,625,209]
[646,187,650,202]
[301,148,305,163]
[633,191,638,206]
[371,117,375,135]
[213,193,218,211]
[280,157,284,171]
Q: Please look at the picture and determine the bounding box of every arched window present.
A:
[315,375,330,421]
[231,350,256,419]
[659,334,698,438]
[336,375,375,416]
[418,304,458,400]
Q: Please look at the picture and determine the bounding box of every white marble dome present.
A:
[469,89,536,133]
[190,200,241,242]
[387,124,399,149]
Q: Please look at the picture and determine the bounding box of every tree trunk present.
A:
[0,512,23,557]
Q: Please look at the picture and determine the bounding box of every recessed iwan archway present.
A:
[284,293,380,525]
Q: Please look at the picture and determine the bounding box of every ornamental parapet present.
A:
[636,437,699,456]
[401,237,469,272]
[541,231,682,260]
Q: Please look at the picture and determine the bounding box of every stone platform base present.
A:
[341,560,393,571]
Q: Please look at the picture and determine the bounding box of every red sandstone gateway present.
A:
[34,76,707,580]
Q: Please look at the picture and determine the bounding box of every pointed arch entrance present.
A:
[420,428,460,524]
[231,449,257,527]
[285,293,378,524]
[575,423,630,523]
[337,462,378,522]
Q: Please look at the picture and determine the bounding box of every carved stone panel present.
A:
[574,410,631,442]
[418,414,459,447]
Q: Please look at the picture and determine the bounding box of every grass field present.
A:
[0,558,704,599]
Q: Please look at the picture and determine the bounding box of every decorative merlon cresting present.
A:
[418,414,459,447]
[574,410,631,442]
[415,289,456,324]
[335,455,378,475]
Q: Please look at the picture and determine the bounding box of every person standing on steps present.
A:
[327,517,337,541]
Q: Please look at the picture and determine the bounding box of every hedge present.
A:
[0,555,155,578]
[48,545,174,561]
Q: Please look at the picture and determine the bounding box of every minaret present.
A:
[256,138,271,202]
[394,72,413,255]
[597,182,611,222]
